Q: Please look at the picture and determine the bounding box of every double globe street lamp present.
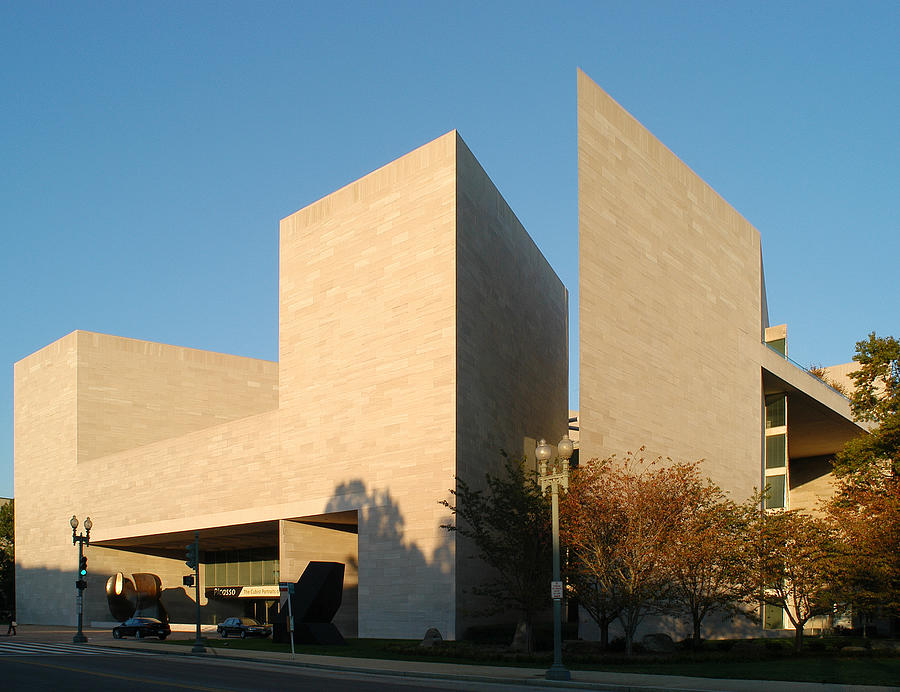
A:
[536,434,574,681]
[70,515,92,643]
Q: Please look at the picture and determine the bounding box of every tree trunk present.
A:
[793,624,804,653]
[692,617,702,649]
[599,617,610,651]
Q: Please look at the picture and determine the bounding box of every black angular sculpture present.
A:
[273,561,345,645]
[106,572,169,624]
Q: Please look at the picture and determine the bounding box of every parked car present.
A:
[216,616,271,639]
[112,616,171,640]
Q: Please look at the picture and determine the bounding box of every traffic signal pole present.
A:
[70,516,91,644]
[74,539,87,643]
[188,531,204,653]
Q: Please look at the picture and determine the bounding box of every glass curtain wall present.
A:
[204,547,279,587]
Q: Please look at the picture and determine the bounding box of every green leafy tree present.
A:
[439,453,551,652]
[829,333,900,628]
[833,332,899,482]
[0,500,13,614]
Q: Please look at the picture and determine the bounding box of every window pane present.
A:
[768,338,786,355]
[766,434,786,469]
[765,474,786,509]
[215,559,225,587]
[765,395,786,429]
[226,559,239,586]
[251,559,263,586]
[764,604,784,629]
[239,559,250,585]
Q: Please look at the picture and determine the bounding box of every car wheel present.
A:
[158,633,167,640]
[135,630,142,640]
[240,631,246,639]
[113,630,120,639]
[221,630,227,638]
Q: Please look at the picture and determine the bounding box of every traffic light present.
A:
[183,574,194,587]
[185,543,198,569]
[75,579,87,590]
[79,556,88,576]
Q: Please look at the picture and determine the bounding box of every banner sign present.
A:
[206,585,280,599]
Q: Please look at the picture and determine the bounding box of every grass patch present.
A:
[166,636,900,686]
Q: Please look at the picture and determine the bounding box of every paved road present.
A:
[0,643,550,692]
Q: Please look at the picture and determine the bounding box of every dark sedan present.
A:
[112,616,171,640]
[216,616,271,639]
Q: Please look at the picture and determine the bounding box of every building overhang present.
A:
[760,344,867,459]
[92,510,358,559]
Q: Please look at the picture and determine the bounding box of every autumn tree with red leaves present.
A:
[561,449,690,655]
[748,509,837,652]
[663,474,757,648]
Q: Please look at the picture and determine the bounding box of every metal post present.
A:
[546,479,569,681]
[537,437,572,683]
[191,531,205,653]
[73,539,87,643]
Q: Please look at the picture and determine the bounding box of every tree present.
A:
[833,332,900,482]
[0,500,13,615]
[829,333,900,628]
[561,449,689,655]
[663,475,757,648]
[826,477,900,630]
[749,509,836,652]
[561,465,623,650]
[439,453,551,652]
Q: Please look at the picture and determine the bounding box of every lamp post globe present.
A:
[557,435,574,462]
[70,515,78,531]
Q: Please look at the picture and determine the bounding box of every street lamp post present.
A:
[70,515,92,643]
[537,435,573,682]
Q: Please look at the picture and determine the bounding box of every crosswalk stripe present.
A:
[0,642,138,656]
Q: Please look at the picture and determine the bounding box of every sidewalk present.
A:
[7,625,898,692]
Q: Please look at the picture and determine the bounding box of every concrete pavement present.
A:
[4,625,897,692]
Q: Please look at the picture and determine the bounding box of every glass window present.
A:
[765,395,786,429]
[768,338,786,355]
[251,559,263,586]
[226,560,239,586]
[764,604,784,629]
[239,558,250,586]
[765,474,786,509]
[214,560,226,587]
[766,434,786,469]
[263,559,278,584]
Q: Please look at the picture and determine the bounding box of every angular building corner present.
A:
[577,70,866,636]
[14,130,567,638]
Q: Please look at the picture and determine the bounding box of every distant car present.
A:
[112,616,171,640]
[216,616,271,639]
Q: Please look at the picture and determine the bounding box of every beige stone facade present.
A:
[15,71,865,642]
[577,70,863,503]
[577,70,866,637]
[14,131,567,638]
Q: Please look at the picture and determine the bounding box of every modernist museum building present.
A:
[13,71,864,638]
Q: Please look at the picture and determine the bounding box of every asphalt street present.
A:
[0,642,544,692]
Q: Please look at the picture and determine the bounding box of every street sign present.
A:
[550,581,563,599]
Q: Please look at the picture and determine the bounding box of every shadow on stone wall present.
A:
[323,480,454,639]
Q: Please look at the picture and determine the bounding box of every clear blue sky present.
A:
[2,1,898,498]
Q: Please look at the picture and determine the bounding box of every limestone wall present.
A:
[578,69,763,500]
